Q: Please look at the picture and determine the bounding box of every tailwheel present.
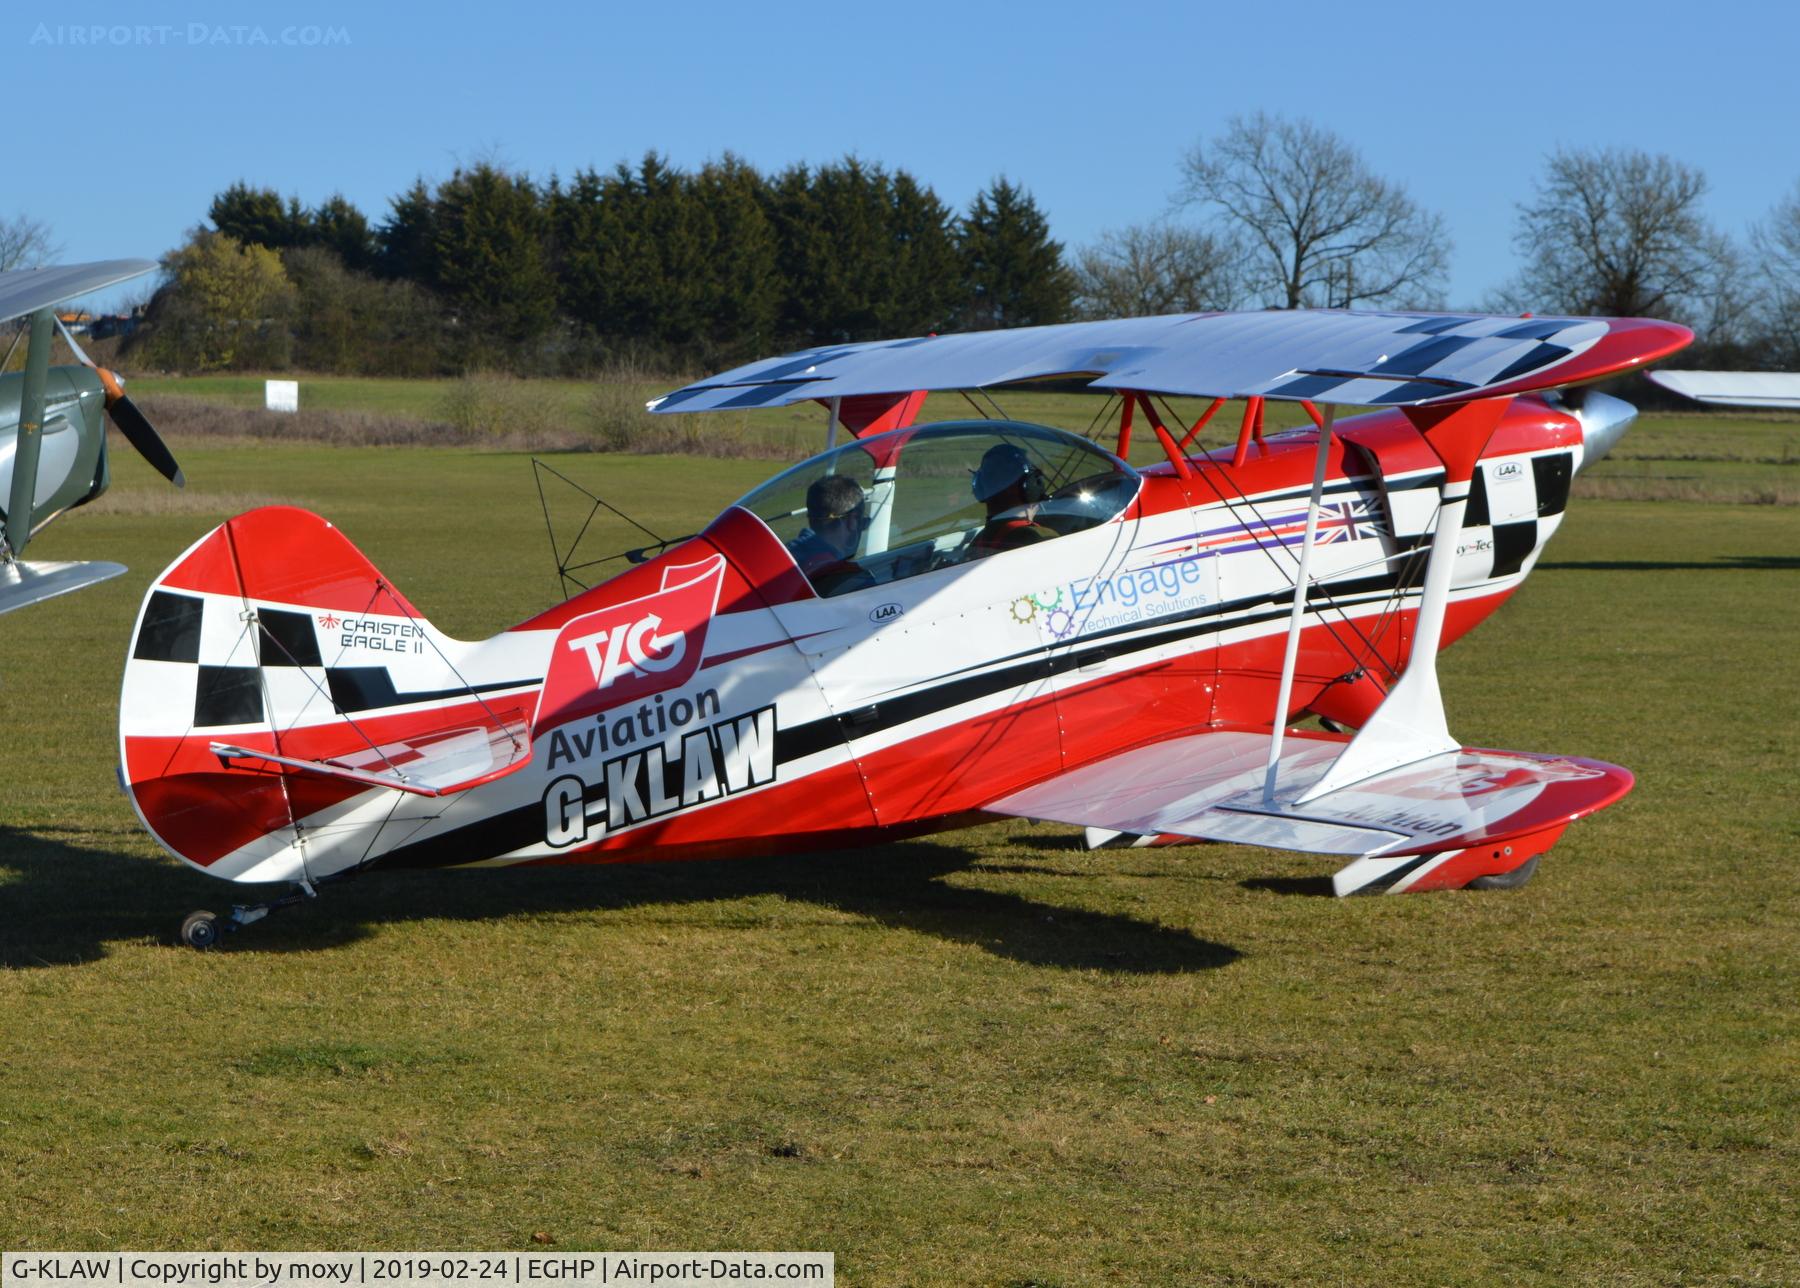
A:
[175,872,352,949]
[180,910,221,950]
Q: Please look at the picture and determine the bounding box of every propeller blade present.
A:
[53,314,186,488]
[107,394,185,488]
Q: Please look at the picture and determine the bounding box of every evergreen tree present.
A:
[376,179,440,284]
[763,158,959,346]
[311,194,377,273]
[957,177,1073,330]
[430,163,556,346]
[882,171,960,335]
[548,168,608,332]
[807,157,894,342]
[636,152,711,350]
[209,183,309,250]
[690,155,778,360]
[574,156,671,343]
[763,162,825,345]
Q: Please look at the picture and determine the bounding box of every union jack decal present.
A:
[1312,499,1389,544]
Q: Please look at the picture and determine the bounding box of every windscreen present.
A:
[733,420,1139,596]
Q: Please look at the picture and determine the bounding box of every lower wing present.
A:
[985,728,1632,896]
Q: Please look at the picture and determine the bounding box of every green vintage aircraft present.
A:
[0,259,185,614]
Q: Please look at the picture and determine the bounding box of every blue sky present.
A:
[14,0,1798,319]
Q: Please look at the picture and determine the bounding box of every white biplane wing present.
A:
[651,310,1690,412]
[988,730,1634,896]
[0,259,157,326]
[1648,369,1800,409]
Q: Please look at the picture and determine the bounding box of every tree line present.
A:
[94,118,1800,376]
[137,157,1074,375]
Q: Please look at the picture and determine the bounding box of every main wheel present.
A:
[1467,855,1540,891]
[181,910,221,950]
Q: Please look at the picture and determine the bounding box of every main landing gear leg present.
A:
[180,872,355,949]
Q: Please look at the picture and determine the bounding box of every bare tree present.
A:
[0,213,59,272]
[1752,180,1800,363]
[1176,112,1449,309]
[1506,147,1735,322]
[1072,223,1241,319]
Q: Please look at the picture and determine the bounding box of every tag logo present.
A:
[868,602,903,624]
[536,553,726,734]
[566,614,687,689]
[1494,461,1525,482]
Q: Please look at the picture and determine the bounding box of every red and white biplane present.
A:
[115,309,1691,946]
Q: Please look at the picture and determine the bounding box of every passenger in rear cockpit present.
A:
[969,443,1057,558]
[787,475,875,595]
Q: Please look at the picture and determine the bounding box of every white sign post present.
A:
[265,379,299,413]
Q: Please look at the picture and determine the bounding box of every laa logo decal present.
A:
[535,553,727,735]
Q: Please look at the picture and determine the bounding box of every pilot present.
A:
[968,443,1057,558]
[788,475,875,594]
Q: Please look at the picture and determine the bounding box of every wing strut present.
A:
[1294,396,1512,803]
[4,308,53,558]
[1261,402,1336,802]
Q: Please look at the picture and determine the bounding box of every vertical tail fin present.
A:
[119,507,541,883]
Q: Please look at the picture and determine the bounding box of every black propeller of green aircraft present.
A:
[0,259,184,615]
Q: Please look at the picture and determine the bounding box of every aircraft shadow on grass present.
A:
[0,826,1240,974]
[1000,834,1339,898]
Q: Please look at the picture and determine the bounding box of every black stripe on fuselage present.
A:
[368,510,1538,871]
[368,574,1421,872]
[325,667,536,714]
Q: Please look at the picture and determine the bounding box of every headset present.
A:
[971,443,1048,504]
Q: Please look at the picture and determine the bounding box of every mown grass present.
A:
[1577,410,1800,503]
[128,372,1800,503]
[125,373,1322,467]
[0,426,1794,1284]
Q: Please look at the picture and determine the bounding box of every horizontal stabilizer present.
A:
[0,559,127,616]
[212,717,529,798]
[989,728,1632,894]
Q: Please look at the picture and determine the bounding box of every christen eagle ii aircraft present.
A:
[116,309,1689,948]
[1,259,186,614]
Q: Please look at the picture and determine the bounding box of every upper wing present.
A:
[986,728,1632,896]
[0,259,158,326]
[1648,369,1800,409]
[651,310,1692,414]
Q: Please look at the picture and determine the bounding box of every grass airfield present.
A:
[1,392,1796,1285]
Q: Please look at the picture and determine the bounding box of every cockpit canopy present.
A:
[734,420,1140,597]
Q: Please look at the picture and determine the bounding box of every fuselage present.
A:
[118,399,1591,885]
